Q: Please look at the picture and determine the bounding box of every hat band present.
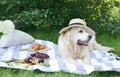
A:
[69,23,84,26]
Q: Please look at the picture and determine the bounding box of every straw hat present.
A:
[59,18,95,35]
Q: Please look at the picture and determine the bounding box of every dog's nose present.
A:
[88,35,92,41]
[77,39,82,45]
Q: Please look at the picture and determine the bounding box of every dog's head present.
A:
[60,27,94,46]
[69,27,93,46]
[59,18,95,46]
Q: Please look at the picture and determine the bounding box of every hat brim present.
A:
[59,25,95,35]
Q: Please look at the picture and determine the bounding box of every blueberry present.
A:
[24,57,32,63]
[38,59,44,63]
[30,53,35,57]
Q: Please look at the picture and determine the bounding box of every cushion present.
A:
[0,29,35,47]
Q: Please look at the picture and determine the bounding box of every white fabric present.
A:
[0,30,34,47]
[0,40,120,74]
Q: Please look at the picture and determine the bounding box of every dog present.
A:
[58,18,114,65]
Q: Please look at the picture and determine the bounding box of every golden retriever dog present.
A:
[58,18,114,65]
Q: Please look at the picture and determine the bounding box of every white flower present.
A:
[0,20,15,35]
[0,21,4,33]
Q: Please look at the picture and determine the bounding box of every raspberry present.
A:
[24,52,49,64]
[34,52,39,58]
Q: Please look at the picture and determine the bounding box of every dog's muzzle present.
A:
[77,35,92,46]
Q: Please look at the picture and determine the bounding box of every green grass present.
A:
[0,30,120,77]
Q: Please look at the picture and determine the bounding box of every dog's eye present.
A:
[79,30,83,33]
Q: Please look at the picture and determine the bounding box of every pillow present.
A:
[0,29,35,47]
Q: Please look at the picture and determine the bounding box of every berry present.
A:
[35,52,39,58]
[38,59,44,63]
[24,52,49,64]
[24,57,32,63]
[30,53,35,57]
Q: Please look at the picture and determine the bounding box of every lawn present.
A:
[0,30,120,77]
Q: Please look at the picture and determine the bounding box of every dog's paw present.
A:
[105,47,115,51]
[65,57,77,65]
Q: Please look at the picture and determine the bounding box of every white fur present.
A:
[58,27,114,65]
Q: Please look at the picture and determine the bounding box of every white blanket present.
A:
[0,40,120,74]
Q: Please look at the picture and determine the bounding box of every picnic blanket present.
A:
[0,40,120,74]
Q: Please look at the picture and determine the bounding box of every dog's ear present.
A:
[59,27,72,34]
[65,30,72,46]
